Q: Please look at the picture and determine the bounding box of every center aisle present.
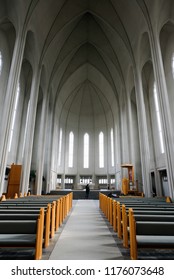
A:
[49,199,124,260]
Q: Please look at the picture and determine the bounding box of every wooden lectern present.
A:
[6,164,22,198]
[121,164,134,195]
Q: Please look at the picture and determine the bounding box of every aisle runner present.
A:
[49,200,123,260]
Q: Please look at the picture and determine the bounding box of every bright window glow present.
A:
[80,177,92,184]
[111,128,114,167]
[0,51,2,76]
[111,178,115,184]
[154,83,164,153]
[68,131,74,168]
[84,133,89,168]
[171,53,174,79]
[99,131,104,168]
[99,178,108,184]
[65,177,73,184]
[22,100,30,157]
[57,176,61,184]
[58,128,62,166]
[8,83,20,152]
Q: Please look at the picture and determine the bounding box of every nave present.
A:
[46,200,124,260]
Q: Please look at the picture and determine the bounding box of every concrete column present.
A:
[0,30,26,195]
[46,111,54,192]
[134,69,152,196]
[20,67,41,194]
[62,173,65,189]
[149,32,174,198]
[35,93,49,195]
[49,115,58,191]
[120,93,129,165]
[126,92,135,166]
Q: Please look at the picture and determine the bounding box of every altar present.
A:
[76,183,95,190]
[50,189,121,200]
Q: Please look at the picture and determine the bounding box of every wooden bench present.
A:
[0,199,60,236]
[129,209,174,259]
[0,208,44,260]
[122,206,174,248]
[116,201,174,239]
[0,205,51,248]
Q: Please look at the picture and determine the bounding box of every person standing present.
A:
[85,184,90,199]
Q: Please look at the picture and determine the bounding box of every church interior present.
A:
[1,0,174,261]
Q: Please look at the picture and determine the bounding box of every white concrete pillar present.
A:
[120,92,129,165]
[150,32,174,198]
[46,111,54,192]
[35,93,49,195]
[20,67,42,194]
[134,69,152,196]
[0,30,26,195]
[126,92,135,166]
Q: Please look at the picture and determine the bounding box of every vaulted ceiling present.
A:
[3,0,162,122]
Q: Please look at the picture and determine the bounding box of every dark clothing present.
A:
[85,184,90,199]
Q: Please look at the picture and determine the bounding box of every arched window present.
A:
[68,131,74,168]
[8,83,20,152]
[58,128,62,166]
[110,128,114,167]
[99,131,104,168]
[153,83,164,153]
[84,133,89,168]
[171,53,174,79]
[0,51,2,76]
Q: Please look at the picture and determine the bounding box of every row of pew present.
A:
[0,193,73,259]
[99,193,174,260]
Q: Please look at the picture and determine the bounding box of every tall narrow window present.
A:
[0,51,2,76]
[8,83,20,152]
[84,133,89,168]
[171,53,174,79]
[111,128,114,167]
[99,131,104,168]
[68,131,74,168]
[58,128,62,166]
[22,100,30,157]
[154,83,164,153]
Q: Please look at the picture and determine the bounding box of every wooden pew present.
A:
[116,201,174,239]
[0,205,51,248]
[122,206,174,248]
[0,208,44,260]
[129,209,174,259]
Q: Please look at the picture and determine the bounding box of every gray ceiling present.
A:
[3,0,166,122]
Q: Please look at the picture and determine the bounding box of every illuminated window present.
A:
[65,177,74,184]
[111,178,115,184]
[0,51,2,75]
[80,177,92,184]
[57,175,61,184]
[154,83,164,153]
[171,53,174,79]
[111,128,114,167]
[99,131,104,168]
[99,178,108,184]
[8,83,20,152]
[58,128,62,166]
[68,131,74,167]
[84,133,89,168]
